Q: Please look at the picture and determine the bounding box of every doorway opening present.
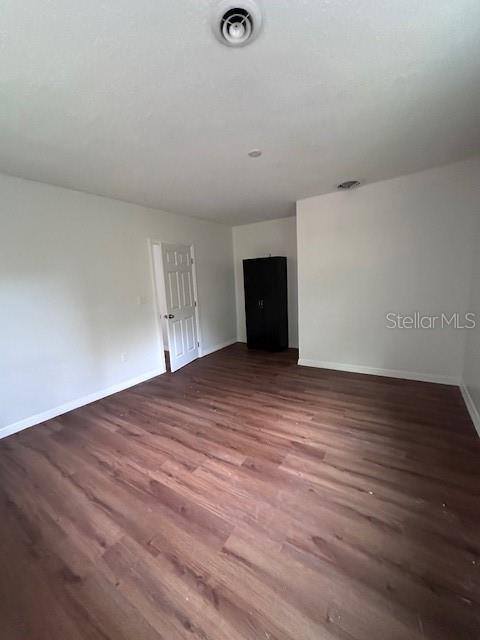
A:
[151,241,201,373]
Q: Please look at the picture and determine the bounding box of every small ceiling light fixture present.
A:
[248,149,262,158]
[212,1,263,48]
[337,179,361,190]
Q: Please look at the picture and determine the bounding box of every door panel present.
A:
[168,272,181,310]
[243,258,269,348]
[172,320,184,357]
[184,316,196,351]
[181,271,193,307]
[162,244,199,371]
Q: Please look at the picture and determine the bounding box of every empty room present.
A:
[1,1,480,639]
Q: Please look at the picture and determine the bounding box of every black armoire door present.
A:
[243,257,288,351]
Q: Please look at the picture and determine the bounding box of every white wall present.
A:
[233,217,298,348]
[297,157,480,384]
[0,174,236,433]
[462,212,480,434]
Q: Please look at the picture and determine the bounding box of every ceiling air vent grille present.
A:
[337,180,361,190]
[213,1,263,48]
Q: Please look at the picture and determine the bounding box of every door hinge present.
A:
[197,341,200,347]
[190,258,194,264]
[194,300,197,307]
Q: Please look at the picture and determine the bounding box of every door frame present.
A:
[149,239,203,366]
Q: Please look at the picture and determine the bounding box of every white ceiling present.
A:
[1,1,479,225]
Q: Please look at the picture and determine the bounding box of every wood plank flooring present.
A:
[1,343,479,640]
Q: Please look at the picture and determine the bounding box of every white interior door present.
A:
[161,243,199,372]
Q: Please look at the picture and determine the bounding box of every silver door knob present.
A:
[163,314,175,319]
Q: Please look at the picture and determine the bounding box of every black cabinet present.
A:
[243,256,288,351]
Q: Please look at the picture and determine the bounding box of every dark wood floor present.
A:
[1,344,479,640]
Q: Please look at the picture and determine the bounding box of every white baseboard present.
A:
[1,340,238,441]
[200,339,237,358]
[297,358,460,386]
[0,367,166,441]
[459,381,480,437]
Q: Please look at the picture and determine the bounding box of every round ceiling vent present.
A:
[212,1,263,48]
